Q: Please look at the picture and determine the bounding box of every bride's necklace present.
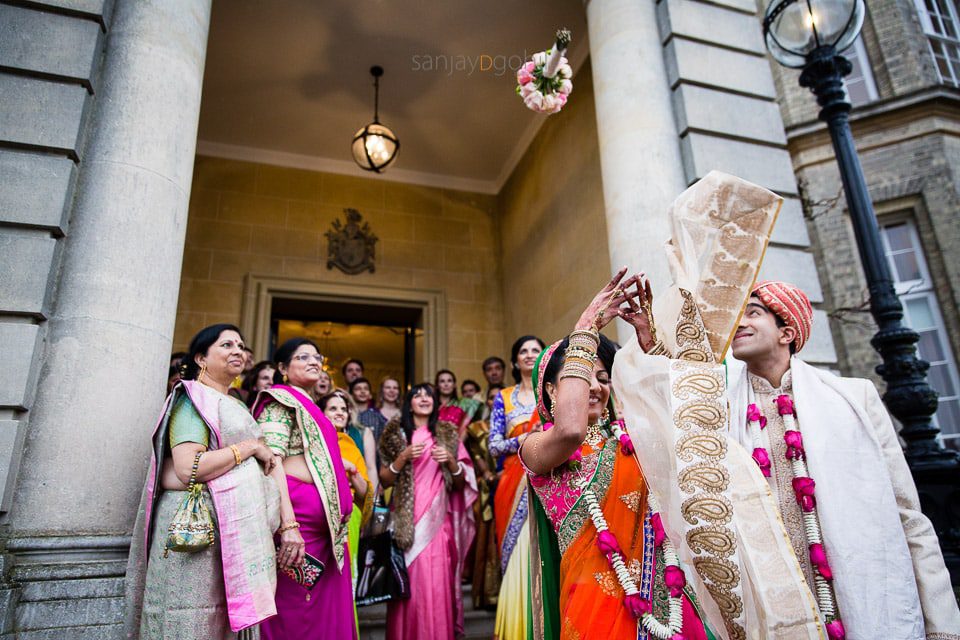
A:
[583,420,605,447]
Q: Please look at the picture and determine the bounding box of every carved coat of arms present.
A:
[325,208,377,274]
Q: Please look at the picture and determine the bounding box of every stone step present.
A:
[357,583,495,639]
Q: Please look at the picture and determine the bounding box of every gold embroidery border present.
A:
[672,290,746,639]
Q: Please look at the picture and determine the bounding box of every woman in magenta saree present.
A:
[379,383,478,639]
[253,338,359,640]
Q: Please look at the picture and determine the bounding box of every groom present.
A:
[723,280,959,639]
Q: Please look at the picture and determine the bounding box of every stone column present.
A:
[4,0,211,634]
[586,0,687,343]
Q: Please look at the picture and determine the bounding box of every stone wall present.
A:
[790,112,960,386]
[176,158,504,382]
[497,66,612,346]
[769,0,960,390]
[656,0,836,364]
[0,0,212,637]
[0,1,116,637]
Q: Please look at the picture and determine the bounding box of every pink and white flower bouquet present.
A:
[516,29,573,115]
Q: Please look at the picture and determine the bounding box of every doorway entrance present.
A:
[240,276,447,390]
[270,297,421,390]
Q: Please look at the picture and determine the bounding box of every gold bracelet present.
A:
[565,348,597,362]
[230,444,242,466]
[279,521,300,532]
[560,371,593,385]
[569,328,600,346]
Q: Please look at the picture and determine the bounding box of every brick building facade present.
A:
[769,0,960,445]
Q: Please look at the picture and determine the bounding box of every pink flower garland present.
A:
[747,394,844,638]
[585,490,685,638]
[746,403,771,477]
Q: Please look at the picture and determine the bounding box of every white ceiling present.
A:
[197,0,590,193]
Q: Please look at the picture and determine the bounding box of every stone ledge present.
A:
[0,5,101,85]
[6,624,121,640]
[657,0,765,54]
[0,323,40,410]
[0,150,75,232]
[11,560,127,584]
[680,132,799,194]
[771,197,811,246]
[0,230,57,316]
[0,74,88,155]
[673,84,787,145]
[18,577,123,603]
[665,38,777,98]
[758,245,825,302]
[14,596,123,632]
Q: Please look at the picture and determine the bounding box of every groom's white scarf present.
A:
[727,357,924,639]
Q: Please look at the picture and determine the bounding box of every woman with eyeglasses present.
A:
[379,383,478,640]
[252,338,360,639]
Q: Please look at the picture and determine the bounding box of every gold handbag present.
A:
[164,451,216,556]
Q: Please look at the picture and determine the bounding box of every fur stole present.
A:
[378,418,460,551]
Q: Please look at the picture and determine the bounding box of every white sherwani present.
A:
[725,356,960,640]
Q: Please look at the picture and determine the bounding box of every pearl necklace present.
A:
[746,392,845,640]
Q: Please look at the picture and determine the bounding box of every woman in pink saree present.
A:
[124,324,280,639]
[378,383,478,639]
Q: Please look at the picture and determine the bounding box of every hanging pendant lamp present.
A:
[352,66,400,173]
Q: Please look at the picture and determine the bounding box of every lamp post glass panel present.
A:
[763,0,960,581]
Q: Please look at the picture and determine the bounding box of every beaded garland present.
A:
[582,487,685,639]
[746,393,846,640]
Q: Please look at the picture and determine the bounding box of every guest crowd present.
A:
[130,310,553,640]
[125,266,960,640]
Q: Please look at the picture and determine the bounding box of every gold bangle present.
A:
[570,328,600,345]
[279,521,300,532]
[230,444,242,466]
[559,370,592,384]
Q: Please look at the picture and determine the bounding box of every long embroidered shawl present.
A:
[614,172,825,639]
[129,380,279,633]
[253,384,353,571]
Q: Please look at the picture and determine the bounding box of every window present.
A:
[843,36,879,105]
[914,0,960,86]
[880,220,960,444]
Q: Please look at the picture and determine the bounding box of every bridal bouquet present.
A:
[516,29,572,115]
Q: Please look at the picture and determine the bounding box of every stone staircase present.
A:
[357,584,495,640]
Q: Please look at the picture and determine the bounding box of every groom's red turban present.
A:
[752,280,814,353]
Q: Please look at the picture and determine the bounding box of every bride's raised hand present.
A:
[575,267,640,333]
[618,273,657,351]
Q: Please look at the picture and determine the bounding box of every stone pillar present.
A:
[3,0,211,635]
[586,0,688,343]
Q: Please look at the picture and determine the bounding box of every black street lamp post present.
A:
[763,0,960,581]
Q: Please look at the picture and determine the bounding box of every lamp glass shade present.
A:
[351,123,400,173]
[764,0,865,67]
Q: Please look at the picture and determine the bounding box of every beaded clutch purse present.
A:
[164,452,216,556]
[280,552,326,593]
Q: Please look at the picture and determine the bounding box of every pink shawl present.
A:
[142,380,277,631]
[406,427,478,632]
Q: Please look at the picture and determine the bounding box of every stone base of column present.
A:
[1,536,129,639]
